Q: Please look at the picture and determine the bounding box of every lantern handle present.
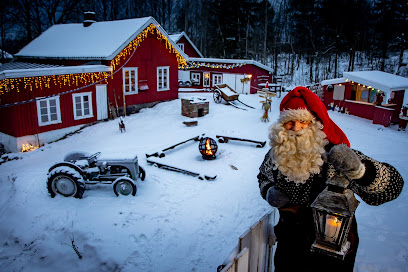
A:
[326,173,350,193]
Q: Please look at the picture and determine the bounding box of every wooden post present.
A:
[122,86,126,117]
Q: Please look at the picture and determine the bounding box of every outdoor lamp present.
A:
[310,174,360,259]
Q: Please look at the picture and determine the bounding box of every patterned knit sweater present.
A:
[258,147,404,207]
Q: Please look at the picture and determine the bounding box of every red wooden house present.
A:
[0,16,187,153]
[321,71,408,127]
[170,32,273,94]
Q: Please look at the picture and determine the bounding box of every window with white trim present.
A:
[212,74,223,86]
[36,96,61,126]
[191,72,200,85]
[157,66,170,91]
[123,68,138,94]
[177,43,184,52]
[73,92,93,120]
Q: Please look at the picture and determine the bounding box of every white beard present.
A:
[268,121,328,183]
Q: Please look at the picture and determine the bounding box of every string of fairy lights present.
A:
[111,23,186,71]
[180,61,247,70]
[0,23,187,108]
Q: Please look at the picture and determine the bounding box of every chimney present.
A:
[83,11,96,27]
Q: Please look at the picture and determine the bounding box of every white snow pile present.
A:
[0,92,407,272]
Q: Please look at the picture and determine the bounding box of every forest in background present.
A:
[0,0,407,85]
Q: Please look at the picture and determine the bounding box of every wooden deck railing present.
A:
[218,210,278,272]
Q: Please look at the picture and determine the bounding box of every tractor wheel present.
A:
[113,177,137,197]
[213,90,222,103]
[47,167,85,198]
[139,166,146,181]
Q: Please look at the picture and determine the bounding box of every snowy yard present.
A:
[0,92,407,271]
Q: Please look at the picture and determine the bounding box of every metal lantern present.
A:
[198,137,218,160]
[310,175,360,259]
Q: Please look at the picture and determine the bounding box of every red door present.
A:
[390,90,405,124]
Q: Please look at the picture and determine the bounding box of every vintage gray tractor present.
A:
[47,151,146,198]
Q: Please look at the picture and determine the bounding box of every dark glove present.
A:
[328,144,366,180]
[266,186,290,208]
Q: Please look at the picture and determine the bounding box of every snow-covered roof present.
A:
[343,71,408,92]
[188,57,273,73]
[15,17,188,61]
[169,33,183,43]
[321,77,347,86]
[0,64,111,80]
[169,31,204,58]
[0,62,64,73]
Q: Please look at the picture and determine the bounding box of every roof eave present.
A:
[0,65,112,79]
[343,71,408,93]
[15,55,108,61]
[187,57,273,73]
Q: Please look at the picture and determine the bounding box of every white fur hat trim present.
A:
[279,108,315,124]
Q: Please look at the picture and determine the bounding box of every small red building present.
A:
[0,16,187,153]
[321,71,408,127]
[170,32,273,94]
[169,32,204,58]
[179,57,273,94]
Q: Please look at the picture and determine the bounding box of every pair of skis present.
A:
[145,135,202,158]
[146,159,216,181]
[145,134,216,181]
[216,135,266,148]
[226,100,256,111]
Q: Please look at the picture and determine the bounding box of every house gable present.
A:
[169,32,204,58]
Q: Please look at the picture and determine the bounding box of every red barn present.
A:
[0,16,187,153]
[321,71,408,127]
[169,32,273,94]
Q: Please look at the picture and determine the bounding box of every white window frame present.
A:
[72,92,93,120]
[203,72,210,87]
[212,74,223,87]
[191,72,200,84]
[36,96,61,126]
[177,43,184,52]
[123,67,138,95]
[157,66,170,91]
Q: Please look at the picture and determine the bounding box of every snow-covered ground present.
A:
[0,92,407,271]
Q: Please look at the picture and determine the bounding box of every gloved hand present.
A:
[328,144,366,180]
[266,186,290,208]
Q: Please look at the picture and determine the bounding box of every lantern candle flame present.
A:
[325,215,340,242]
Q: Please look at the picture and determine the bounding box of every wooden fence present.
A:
[218,210,278,272]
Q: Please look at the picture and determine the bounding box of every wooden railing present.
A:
[218,210,278,272]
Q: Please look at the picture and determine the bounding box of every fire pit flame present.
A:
[199,137,218,160]
[205,139,213,155]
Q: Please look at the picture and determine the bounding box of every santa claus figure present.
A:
[258,87,404,272]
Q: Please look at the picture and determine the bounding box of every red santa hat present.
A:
[279,86,350,147]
